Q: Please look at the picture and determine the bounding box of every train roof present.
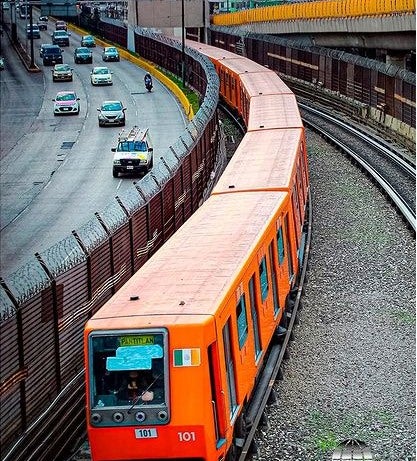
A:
[186,40,243,60]
[212,128,304,194]
[240,71,292,96]
[213,57,271,75]
[247,93,303,131]
[86,191,288,328]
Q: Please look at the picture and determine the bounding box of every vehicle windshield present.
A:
[89,331,167,408]
[106,47,117,53]
[77,48,90,54]
[94,68,109,74]
[117,141,147,152]
[56,93,76,101]
[55,64,70,71]
[55,31,67,36]
[102,102,122,111]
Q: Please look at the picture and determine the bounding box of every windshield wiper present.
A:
[127,373,161,413]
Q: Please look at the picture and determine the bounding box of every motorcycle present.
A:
[144,75,153,92]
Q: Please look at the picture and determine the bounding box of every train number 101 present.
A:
[178,431,196,442]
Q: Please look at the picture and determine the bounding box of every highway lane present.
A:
[0,18,187,278]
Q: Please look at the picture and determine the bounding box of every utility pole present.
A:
[181,0,185,87]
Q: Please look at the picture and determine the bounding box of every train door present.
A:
[268,242,280,318]
[282,214,295,284]
[208,342,227,449]
[222,319,238,421]
[248,275,262,361]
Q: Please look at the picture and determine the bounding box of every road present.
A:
[0,14,187,278]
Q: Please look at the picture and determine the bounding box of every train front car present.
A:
[85,318,217,460]
[85,188,296,461]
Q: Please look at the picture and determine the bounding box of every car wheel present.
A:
[112,168,118,178]
[121,120,125,126]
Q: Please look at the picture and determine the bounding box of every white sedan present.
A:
[90,66,113,86]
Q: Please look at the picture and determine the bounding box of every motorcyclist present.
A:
[144,73,153,91]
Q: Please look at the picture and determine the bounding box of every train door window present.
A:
[259,256,269,302]
[222,320,238,421]
[277,225,285,265]
[249,275,262,361]
[284,215,295,282]
[236,294,248,349]
[268,242,280,317]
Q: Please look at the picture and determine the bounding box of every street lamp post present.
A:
[181,0,185,86]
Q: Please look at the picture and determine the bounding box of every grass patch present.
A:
[391,309,416,325]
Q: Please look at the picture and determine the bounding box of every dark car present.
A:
[42,45,63,65]
[74,47,92,64]
[26,24,40,39]
[102,46,120,62]
[81,35,96,47]
[52,30,70,46]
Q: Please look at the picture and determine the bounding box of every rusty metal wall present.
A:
[0,29,220,457]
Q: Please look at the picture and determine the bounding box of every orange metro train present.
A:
[84,39,309,461]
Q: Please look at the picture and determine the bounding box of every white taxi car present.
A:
[90,66,113,86]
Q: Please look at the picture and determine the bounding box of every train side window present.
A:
[277,226,285,265]
[249,275,262,361]
[236,294,248,349]
[259,256,269,302]
[222,319,238,421]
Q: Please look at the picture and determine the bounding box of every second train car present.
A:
[84,39,309,461]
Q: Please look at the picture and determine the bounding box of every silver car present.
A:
[97,100,126,127]
[51,63,73,82]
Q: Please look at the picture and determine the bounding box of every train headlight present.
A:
[112,412,124,423]
[91,413,102,424]
[135,411,146,423]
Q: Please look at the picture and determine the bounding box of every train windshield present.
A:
[89,331,167,408]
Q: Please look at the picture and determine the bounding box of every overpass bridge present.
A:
[210,0,416,68]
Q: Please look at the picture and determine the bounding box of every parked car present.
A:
[97,100,126,127]
[26,24,40,39]
[74,47,92,64]
[52,63,73,82]
[52,30,70,46]
[81,35,96,47]
[41,44,63,65]
[102,46,120,62]
[53,91,80,115]
[55,20,67,30]
[90,66,113,85]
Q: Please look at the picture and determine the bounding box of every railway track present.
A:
[300,103,416,232]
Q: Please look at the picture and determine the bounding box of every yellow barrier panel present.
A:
[68,24,194,120]
[211,0,415,25]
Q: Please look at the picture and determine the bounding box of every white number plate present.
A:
[127,166,134,170]
[135,428,158,439]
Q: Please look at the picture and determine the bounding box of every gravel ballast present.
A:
[255,130,416,461]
